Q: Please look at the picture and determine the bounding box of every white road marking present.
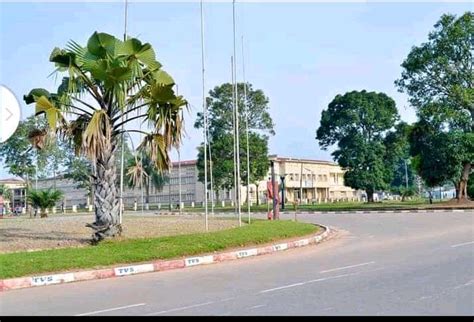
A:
[218,297,236,303]
[75,303,146,316]
[320,261,375,273]
[260,282,305,293]
[306,272,356,284]
[260,272,357,294]
[454,279,474,289]
[249,304,266,310]
[145,301,214,315]
[451,241,474,248]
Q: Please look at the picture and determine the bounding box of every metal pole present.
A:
[232,0,242,226]
[169,169,172,211]
[231,56,237,217]
[271,161,277,220]
[119,0,128,225]
[242,36,251,224]
[207,125,215,215]
[178,149,182,214]
[200,0,209,231]
[176,84,182,215]
[280,176,285,210]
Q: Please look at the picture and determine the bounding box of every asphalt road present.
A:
[1,210,473,316]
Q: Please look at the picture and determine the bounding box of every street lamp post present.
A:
[280,175,287,210]
[270,160,278,220]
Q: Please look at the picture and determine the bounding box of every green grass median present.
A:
[181,199,455,213]
[0,220,318,279]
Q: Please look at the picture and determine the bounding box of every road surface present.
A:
[1,211,473,316]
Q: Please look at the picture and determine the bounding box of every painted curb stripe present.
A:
[73,269,115,282]
[185,255,214,267]
[31,273,75,287]
[0,226,330,292]
[154,260,186,271]
[114,264,154,276]
[235,248,258,258]
[273,243,288,252]
[2,277,32,290]
[294,239,310,247]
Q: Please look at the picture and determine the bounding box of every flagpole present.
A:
[176,84,182,215]
[200,0,209,231]
[231,55,237,216]
[119,0,128,225]
[232,0,242,226]
[207,124,215,215]
[242,35,251,224]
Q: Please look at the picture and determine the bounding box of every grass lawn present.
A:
[0,220,318,279]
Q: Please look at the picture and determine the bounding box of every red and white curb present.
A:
[0,225,332,292]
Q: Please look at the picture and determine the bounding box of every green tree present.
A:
[316,90,400,202]
[384,122,417,200]
[194,83,274,203]
[0,116,48,186]
[196,132,269,204]
[27,188,63,218]
[24,32,186,242]
[126,154,169,205]
[409,118,473,198]
[395,12,473,200]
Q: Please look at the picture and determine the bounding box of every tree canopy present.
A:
[194,82,274,203]
[396,12,473,200]
[316,90,400,202]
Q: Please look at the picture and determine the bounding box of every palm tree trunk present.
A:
[87,142,121,243]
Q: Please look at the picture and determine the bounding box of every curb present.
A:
[156,209,472,216]
[0,225,332,292]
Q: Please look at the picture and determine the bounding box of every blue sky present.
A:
[0,1,471,179]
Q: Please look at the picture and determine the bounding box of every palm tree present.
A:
[126,154,169,207]
[27,189,63,218]
[0,184,12,214]
[23,32,186,242]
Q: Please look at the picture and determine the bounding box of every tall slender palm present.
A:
[24,32,186,242]
[126,154,169,205]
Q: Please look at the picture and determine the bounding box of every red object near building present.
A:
[267,180,280,220]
